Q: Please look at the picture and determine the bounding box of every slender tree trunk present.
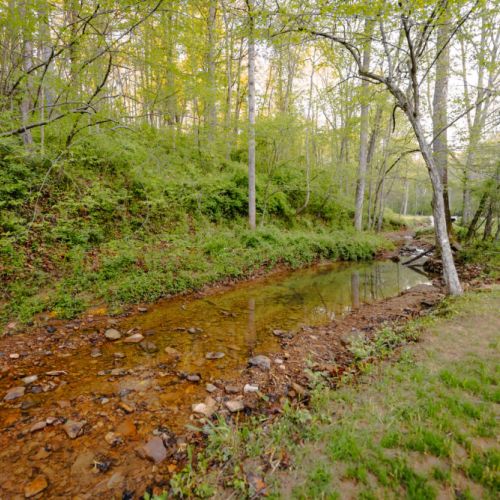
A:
[207,0,217,143]
[354,22,372,231]
[247,0,256,229]
[432,17,452,234]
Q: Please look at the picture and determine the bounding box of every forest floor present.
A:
[0,231,497,498]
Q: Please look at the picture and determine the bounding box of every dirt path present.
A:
[276,286,500,499]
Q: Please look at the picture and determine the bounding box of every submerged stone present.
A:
[248,355,271,371]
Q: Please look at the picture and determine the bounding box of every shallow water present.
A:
[0,260,431,496]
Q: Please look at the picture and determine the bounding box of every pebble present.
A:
[244,384,259,393]
[105,431,123,446]
[24,475,48,498]
[124,333,144,343]
[164,347,181,358]
[205,351,225,360]
[4,386,25,401]
[118,402,135,414]
[105,328,121,340]
[192,396,217,417]
[9,353,20,359]
[139,340,158,353]
[22,375,38,385]
[187,374,201,382]
[90,348,102,358]
[225,385,240,394]
[274,358,284,364]
[45,370,67,376]
[30,421,47,433]
[248,355,271,371]
[225,400,245,413]
[188,327,203,334]
[138,307,148,313]
[114,352,126,359]
[206,383,217,393]
[63,419,86,439]
[141,436,167,464]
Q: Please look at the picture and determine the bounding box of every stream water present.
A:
[0,260,431,497]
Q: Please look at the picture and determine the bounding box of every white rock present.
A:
[244,384,259,393]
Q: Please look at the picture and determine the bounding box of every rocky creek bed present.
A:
[0,235,487,498]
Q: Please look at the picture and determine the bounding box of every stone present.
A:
[46,326,57,333]
[9,353,20,359]
[110,368,127,377]
[205,351,225,360]
[24,475,48,498]
[225,385,240,394]
[225,400,245,413]
[21,375,38,385]
[164,347,181,358]
[90,348,102,358]
[248,355,271,371]
[187,327,203,334]
[118,402,135,414]
[206,383,217,393]
[113,352,126,359]
[45,370,67,376]
[105,432,123,446]
[139,340,158,353]
[105,328,121,340]
[142,436,167,464]
[187,374,201,382]
[4,386,25,401]
[192,396,217,417]
[138,307,148,313]
[117,418,137,438]
[244,384,259,393]
[63,419,86,439]
[46,416,58,425]
[124,333,144,343]
[30,421,47,433]
[274,358,284,364]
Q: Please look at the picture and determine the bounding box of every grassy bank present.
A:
[0,130,391,324]
[162,287,499,499]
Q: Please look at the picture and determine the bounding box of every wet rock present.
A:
[21,375,38,385]
[63,419,86,439]
[138,307,148,313]
[118,402,135,414]
[225,385,240,394]
[141,436,167,464]
[205,351,225,360]
[90,348,102,358]
[94,455,113,473]
[21,399,37,410]
[272,329,294,339]
[110,368,127,377]
[188,327,203,334]
[105,328,121,340]
[206,383,217,393]
[46,416,58,425]
[164,346,181,359]
[105,432,123,446]
[30,421,47,433]
[244,384,259,393]
[124,333,144,343]
[46,326,57,333]
[274,358,284,364]
[4,386,25,401]
[248,355,271,371]
[187,374,201,383]
[24,475,48,498]
[139,340,158,353]
[192,396,217,417]
[225,400,245,413]
[9,353,20,359]
[113,352,125,359]
[117,418,137,438]
[45,370,67,376]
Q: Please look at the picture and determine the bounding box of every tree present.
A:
[247,0,256,229]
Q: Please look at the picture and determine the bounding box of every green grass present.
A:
[161,288,500,499]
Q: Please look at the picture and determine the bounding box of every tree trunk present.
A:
[206,0,217,143]
[432,17,452,234]
[354,21,372,231]
[247,0,256,229]
[409,114,462,295]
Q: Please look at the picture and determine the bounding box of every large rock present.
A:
[141,436,167,464]
[105,328,121,340]
[192,396,217,417]
[225,400,245,413]
[248,355,271,371]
